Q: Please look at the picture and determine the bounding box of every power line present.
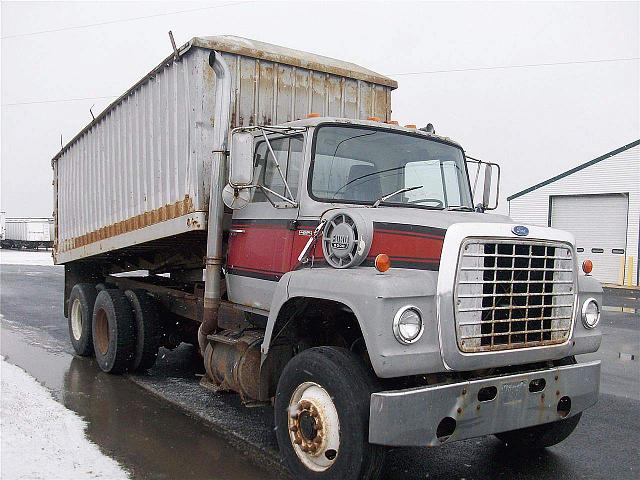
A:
[3,56,638,107]
[0,1,254,39]
[388,57,640,76]
[2,95,118,107]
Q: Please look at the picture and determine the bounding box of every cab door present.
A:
[226,134,304,310]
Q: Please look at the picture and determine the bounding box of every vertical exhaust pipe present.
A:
[200,51,233,353]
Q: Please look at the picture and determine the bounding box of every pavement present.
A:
[1,260,639,480]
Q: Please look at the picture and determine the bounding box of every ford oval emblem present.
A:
[512,225,529,237]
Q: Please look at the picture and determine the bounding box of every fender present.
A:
[260,270,366,358]
[261,266,446,378]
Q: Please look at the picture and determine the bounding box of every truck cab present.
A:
[221,116,602,477]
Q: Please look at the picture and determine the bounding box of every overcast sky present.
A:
[1,1,638,217]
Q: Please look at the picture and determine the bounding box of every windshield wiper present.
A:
[447,205,474,212]
[372,185,423,208]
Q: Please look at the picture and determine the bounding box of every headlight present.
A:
[581,298,600,329]
[393,306,424,344]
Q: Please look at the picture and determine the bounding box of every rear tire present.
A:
[274,346,385,480]
[68,283,98,356]
[92,289,135,374]
[124,289,160,371]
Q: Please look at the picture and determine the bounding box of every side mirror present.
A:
[481,163,500,210]
[229,131,254,187]
[223,131,254,210]
[468,156,500,212]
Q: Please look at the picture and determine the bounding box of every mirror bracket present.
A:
[466,155,501,211]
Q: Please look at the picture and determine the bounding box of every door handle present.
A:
[229,228,246,235]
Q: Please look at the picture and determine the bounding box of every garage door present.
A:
[551,194,628,284]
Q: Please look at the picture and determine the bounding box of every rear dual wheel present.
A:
[92,289,136,374]
[92,288,161,374]
[68,284,98,357]
[68,283,160,374]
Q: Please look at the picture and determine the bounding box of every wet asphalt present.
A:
[1,262,639,480]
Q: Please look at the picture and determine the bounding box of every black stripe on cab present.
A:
[373,222,447,238]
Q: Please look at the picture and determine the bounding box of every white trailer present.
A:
[0,211,5,241]
[1,217,54,249]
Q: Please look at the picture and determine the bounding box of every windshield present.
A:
[310,125,473,209]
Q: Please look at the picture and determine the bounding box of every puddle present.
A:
[0,326,283,480]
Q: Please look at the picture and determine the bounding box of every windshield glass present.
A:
[310,125,472,208]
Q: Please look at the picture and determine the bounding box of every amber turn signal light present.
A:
[375,254,391,272]
[582,259,593,275]
[306,112,320,118]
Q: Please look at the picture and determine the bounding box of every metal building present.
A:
[508,140,640,286]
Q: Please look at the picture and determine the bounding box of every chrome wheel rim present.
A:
[70,298,83,341]
[288,381,340,472]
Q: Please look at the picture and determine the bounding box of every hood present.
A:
[325,205,513,231]
[317,206,518,272]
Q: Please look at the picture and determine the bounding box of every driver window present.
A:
[252,136,304,203]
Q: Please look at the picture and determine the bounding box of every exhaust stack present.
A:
[200,51,234,353]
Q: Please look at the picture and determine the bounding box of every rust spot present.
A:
[59,195,196,252]
[290,398,326,455]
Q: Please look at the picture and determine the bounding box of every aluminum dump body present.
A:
[52,36,396,264]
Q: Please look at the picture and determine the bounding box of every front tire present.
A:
[92,289,135,374]
[274,346,384,480]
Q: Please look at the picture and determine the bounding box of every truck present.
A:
[53,35,602,480]
[2,217,54,249]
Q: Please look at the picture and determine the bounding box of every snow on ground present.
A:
[0,249,55,266]
[0,357,129,479]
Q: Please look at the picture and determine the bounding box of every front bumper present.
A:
[369,360,600,446]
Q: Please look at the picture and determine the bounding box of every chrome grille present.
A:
[455,239,575,353]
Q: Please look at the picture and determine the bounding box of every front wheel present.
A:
[274,346,385,480]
